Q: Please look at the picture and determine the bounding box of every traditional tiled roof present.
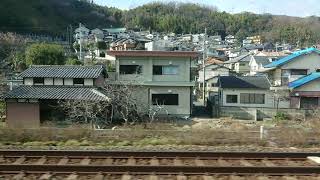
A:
[252,56,272,66]
[4,86,109,101]
[218,76,271,89]
[19,65,104,78]
[224,54,251,64]
[264,47,320,68]
[289,72,320,89]
[107,51,199,58]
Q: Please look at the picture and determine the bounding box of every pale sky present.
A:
[94,0,320,17]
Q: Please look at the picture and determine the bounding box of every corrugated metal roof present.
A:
[224,53,250,64]
[4,86,109,101]
[218,76,271,89]
[289,72,320,89]
[264,47,320,68]
[19,65,104,78]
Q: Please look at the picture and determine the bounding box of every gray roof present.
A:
[252,56,272,66]
[19,65,104,78]
[4,86,109,101]
[224,54,251,64]
[218,76,271,89]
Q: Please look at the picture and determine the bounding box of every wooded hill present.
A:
[1,0,320,45]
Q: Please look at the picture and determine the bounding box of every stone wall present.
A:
[218,106,311,120]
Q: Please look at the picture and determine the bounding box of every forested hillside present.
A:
[0,0,123,36]
[1,1,320,45]
[124,2,320,46]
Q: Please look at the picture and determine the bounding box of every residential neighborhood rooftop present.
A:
[4,86,109,101]
[218,76,271,89]
[107,51,199,58]
[289,72,320,89]
[264,47,320,68]
[19,65,104,78]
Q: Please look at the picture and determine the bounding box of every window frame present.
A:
[153,65,178,75]
[33,77,44,85]
[226,95,238,103]
[73,78,84,85]
[240,93,265,104]
[290,69,308,76]
[120,65,143,75]
[152,94,179,105]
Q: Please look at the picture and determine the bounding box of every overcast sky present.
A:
[94,0,320,17]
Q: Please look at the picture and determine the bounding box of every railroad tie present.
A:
[202,174,214,180]
[93,172,104,180]
[256,175,270,180]
[150,156,159,166]
[35,156,47,165]
[195,157,205,166]
[177,173,187,180]
[239,158,253,166]
[149,173,159,180]
[13,155,26,165]
[66,172,78,180]
[12,171,25,180]
[39,172,52,180]
[121,173,132,180]
[58,156,69,165]
[174,157,183,166]
[217,158,229,166]
[282,176,298,180]
[285,158,298,166]
[0,155,4,163]
[261,158,276,167]
[127,156,136,165]
[80,156,91,165]
[104,156,113,165]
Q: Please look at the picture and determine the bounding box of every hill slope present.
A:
[0,1,320,45]
[0,0,123,36]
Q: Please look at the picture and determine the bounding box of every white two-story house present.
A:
[107,51,198,117]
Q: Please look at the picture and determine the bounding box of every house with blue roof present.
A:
[263,47,320,87]
[288,72,320,109]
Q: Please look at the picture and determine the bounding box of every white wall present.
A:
[64,78,73,85]
[84,79,94,86]
[24,78,33,85]
[221,89,275,108]
[149,86,191,115]
[54,78,63,85]
[44,78,53,85]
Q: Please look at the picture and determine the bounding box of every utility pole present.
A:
[79,23,83,61]
[202,28,207,106]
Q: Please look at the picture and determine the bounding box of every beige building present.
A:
[264,48,320,87]
[107,51,198,116]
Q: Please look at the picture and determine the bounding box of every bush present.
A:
[274,112,288,121]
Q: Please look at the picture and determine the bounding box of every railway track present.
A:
[0,150,320,179]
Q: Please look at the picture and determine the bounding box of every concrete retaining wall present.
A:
[219,106,311,120]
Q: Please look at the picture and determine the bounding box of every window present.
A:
[153,65,178,75]
[33,77,44,84]
[152,94,179,105]
[99,52,105,57]
[120,65,142,74]
[226,95,238,103]
[73,78,84,85]
[291,69,307,75]
[240,93,265,104]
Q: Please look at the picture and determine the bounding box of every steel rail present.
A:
[0,164,320,174]
[0,150,320,158]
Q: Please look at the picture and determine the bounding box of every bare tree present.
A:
[59,99,109,129]
[103,82,144,125]
[0,32,27,71]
